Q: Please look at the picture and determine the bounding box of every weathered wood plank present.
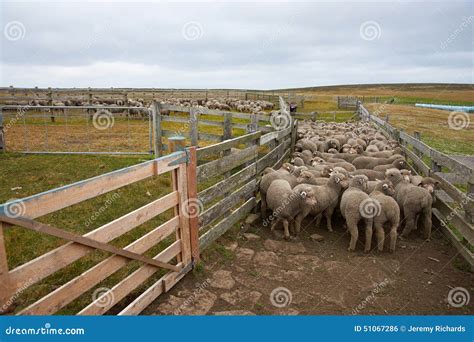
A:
[196,132,261,159]
[19,216,179,315]
[433,198,474,246]
[199,197,256,250]
[197,145,258,182]
[430,149,473,182]
[198,119,224,127]
[0,152,184,219]
[257,139,291,174]
[198,162,257,206]
[161,116,189,123]
[80,240,181,315]
[118,249,183,315]
[162,130,190,138]
[186,147,200,262]
[2,216,180,272]
[7,191,179,290]
[198,132,223,142]
[399,131,431,156]
[176,164,192,265]
[199,180,257,229]
[433,209,474,270]
[401,146,431,176]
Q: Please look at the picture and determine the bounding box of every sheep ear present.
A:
[335,176,340,183]
[408,170,412,174]
[300,191,307,198]
[383,184,388,189]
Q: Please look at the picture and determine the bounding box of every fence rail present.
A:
[358,102,474,269]
[0,150,198,315]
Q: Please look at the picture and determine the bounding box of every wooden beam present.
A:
[7,191,179,290]
[78,241,181,315]
[1,216,180,272]
[197,145,258,182]
[199,197,255,250]
[186,147,200,262]
[0,152,184,220]
[197,131,261,159]
[19,216,179,315]
[199,179,257,229]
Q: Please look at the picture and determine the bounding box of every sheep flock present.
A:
[260,120,440,253]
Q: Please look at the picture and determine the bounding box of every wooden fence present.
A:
[358,103,474,269]
[0,87,280,107]
[0,150,199,315]
[152,102,274,156]
[0,99,297,315]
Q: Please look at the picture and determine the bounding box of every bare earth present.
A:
[143,216,474,316]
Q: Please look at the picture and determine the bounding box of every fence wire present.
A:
[0,105,153,155]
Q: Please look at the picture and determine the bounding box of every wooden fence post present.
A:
[291,120,298,154]
[0,108,4,153]
[0,221,14,314]
[466,182,473,224]
[413,131,422,158]
[189,107,198,146]
[223,112,232,141]
[168,136,186,152]
[186,147,200,263]
[248,114,258,133]
[151,101,162,157]
[48,87,55,123]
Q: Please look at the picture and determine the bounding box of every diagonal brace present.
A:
[0,216,180,273]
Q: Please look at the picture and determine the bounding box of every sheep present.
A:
[296,170,330,186]
[295,139,319,153]
[385,168,433,240]
[362,148,402,158]
[350,169,386,181]
[366,145,379,153]
[369,180,400,252]
[294,173,348,233]
[352,155,404,170]
[340,175,373,252]
[373,159,409,172]
[266,180,318,239]
[260,169,299,218]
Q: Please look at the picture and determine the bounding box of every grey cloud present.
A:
[0,0,472,88]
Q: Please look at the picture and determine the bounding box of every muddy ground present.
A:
[143,215,473,316]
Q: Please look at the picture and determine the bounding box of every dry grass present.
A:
[365,103,474,155]
[293,84,474,105]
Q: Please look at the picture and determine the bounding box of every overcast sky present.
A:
[0,0,472,89]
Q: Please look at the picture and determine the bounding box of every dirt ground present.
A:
[143,215,474,316]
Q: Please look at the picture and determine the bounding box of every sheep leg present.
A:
[401,212,416,238]
[421,208,432,240]
[374,222,385,252]
[261,195,268,219]
[315,214,322,229]
[347,219,359,251]
[364,219,373,253]
[270,217,281,232]
[389,225,398,252]
[325,207,335,232]
[283,219,291,240]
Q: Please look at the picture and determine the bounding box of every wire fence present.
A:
[0,105,153,155]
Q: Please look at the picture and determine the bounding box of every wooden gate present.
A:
[0,148,199,315]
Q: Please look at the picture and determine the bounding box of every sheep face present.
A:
[298,188,318,207]
[419,178,440,194]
